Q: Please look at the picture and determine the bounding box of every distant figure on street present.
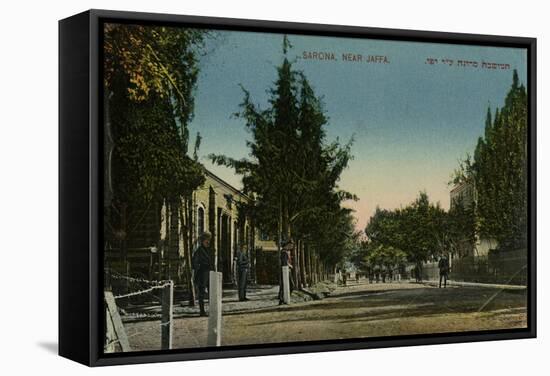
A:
[414,264,422,283]
[438,255,450,288]
[342,267,347,286]
[234,245,250,301]
[355,272,360,284]
[368,267,374,284]
[278,239,294,305]
[192,232,213,316]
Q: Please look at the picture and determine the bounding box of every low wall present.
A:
[422,249,528,285]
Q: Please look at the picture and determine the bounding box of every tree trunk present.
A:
[312,248,317,285]
[315,255,323,282]
[167,200,181,280]
[181,197,195,306]
[300,240,307,288]
[119,202,128,265]
[249,219,257,284]
[310,250,316,284]
[277,195,283,289]
[294,239,301,289]
[307,246,315,286]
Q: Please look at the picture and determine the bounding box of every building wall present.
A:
[475,237,498,257]
[450,180,498,257]
[111,168,278,285]
[450,181,475,210]
[190,170,277,284]
[176,170,245,283]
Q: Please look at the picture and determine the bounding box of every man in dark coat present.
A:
[278,239,294,305]
[234,245,250,301]
[192,232,212,316]
[438,255,450,288]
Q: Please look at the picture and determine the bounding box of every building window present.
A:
[197,206,205,236]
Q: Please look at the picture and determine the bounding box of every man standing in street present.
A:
[438,255,450,288]
[234,244,250,301]
[192,232,212,316]
[278,239,294,305]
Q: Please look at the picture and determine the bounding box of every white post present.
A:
[207,271,223,346]
[282,266,290,304]
[161,281,173,350]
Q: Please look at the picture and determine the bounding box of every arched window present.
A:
[197,206,205,236]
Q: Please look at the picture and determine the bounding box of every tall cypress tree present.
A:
[458,70,528,250]
[210,36,356,282]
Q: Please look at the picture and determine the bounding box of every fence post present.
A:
[161,281,173,350]
[207,271,223,346]
[104,291,131,352]
[282,266,290,304]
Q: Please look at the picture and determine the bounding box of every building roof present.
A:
[450,179,472,195]
[203,168,252,202]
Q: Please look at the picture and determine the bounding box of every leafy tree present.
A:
[105,24,207,203]
[364,192,449,268]
[210,36,356,285]
[363,243,407,274]
[104,24,206,134]
[364,207,403,250]
[104,24,209,297]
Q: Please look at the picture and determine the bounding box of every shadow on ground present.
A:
[37,341,58,354]
[244,285,527,326]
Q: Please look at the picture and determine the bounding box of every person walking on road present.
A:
[192,232,213,316]
[234,245,250,301]
[438,255,450,288]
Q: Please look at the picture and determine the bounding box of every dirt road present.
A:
[125,281,527,351]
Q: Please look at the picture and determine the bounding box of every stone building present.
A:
[182,169,258,285]
[188,169,279,285]
[105,168,278,286]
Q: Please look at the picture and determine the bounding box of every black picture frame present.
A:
[59,9,537,367]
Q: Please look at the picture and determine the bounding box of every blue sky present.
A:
[188,30,527,231]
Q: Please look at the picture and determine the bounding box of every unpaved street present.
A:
[125,281,527,351]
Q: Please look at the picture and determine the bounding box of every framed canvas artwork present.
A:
[59,9,536,366]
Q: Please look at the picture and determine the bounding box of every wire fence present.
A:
[104,269,174,353]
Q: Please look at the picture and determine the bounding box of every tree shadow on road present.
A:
[243,286,527,327]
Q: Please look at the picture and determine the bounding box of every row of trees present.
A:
[452,70,528,251]
[211,37,358,287]
[353,192,475,275]
[361,244,407,275]
[104,24,209,299]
